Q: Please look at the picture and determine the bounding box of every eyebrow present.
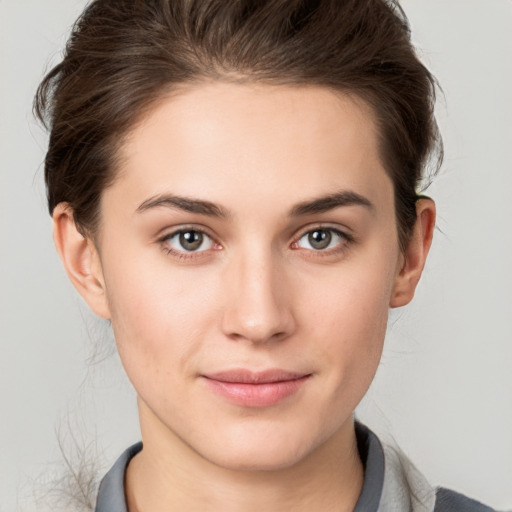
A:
[136,189,373,218]
[289,191,374,217]
[136,194,229,217]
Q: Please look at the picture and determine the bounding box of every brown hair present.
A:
[35,0,442,249]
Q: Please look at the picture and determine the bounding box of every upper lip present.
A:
[203,369,310,384]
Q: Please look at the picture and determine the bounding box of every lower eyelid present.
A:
[160,228,228,262]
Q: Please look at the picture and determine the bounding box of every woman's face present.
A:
[90,83,406,470]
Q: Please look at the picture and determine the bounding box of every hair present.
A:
[35,0,442,251]
[33,3,443,509]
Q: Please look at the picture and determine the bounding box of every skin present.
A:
[53,83,435,512]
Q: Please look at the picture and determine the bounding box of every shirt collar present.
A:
[95,422,385,512]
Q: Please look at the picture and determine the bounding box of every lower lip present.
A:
[202,375,311,408]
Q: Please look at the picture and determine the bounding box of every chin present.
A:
[205,443,312,472]
[193,421,328,472]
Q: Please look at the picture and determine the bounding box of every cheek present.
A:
[311,284,388,376]
[301,248,398,386]
[102,253,221,388]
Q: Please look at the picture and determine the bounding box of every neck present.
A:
[126,402,364,512]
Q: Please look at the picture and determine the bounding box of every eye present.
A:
[294,228,348,251]
[162,229,216,253]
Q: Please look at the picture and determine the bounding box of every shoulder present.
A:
[95,442,142,512]
[434,487,498,512]
[372,427,499,512]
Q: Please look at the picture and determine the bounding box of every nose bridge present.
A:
[221,243,294,344]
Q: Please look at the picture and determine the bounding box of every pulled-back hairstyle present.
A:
[35,0,442,250]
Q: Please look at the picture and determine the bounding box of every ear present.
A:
[390,198,436,308]
[52,203,111,319]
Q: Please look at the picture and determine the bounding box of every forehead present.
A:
[109,82,392,215]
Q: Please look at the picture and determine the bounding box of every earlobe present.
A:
[52,204,111,319]
[390,198,436,308]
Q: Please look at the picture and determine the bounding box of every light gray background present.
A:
[1,1,511,510]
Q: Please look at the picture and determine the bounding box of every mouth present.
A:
[201,369,312,408]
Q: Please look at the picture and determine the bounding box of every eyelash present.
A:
[159,227,220,261]
[158,225,353,261]
[291,226,354,257]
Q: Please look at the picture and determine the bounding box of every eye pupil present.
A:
[179,231,203,251]
[308,230,332,250]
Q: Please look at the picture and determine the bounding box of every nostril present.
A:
[222,318,295,345]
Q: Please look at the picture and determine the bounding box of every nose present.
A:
[221,250,296,345]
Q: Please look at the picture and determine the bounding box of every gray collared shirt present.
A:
[94,422,496,512]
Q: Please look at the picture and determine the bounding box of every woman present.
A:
[32,0,502,511]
